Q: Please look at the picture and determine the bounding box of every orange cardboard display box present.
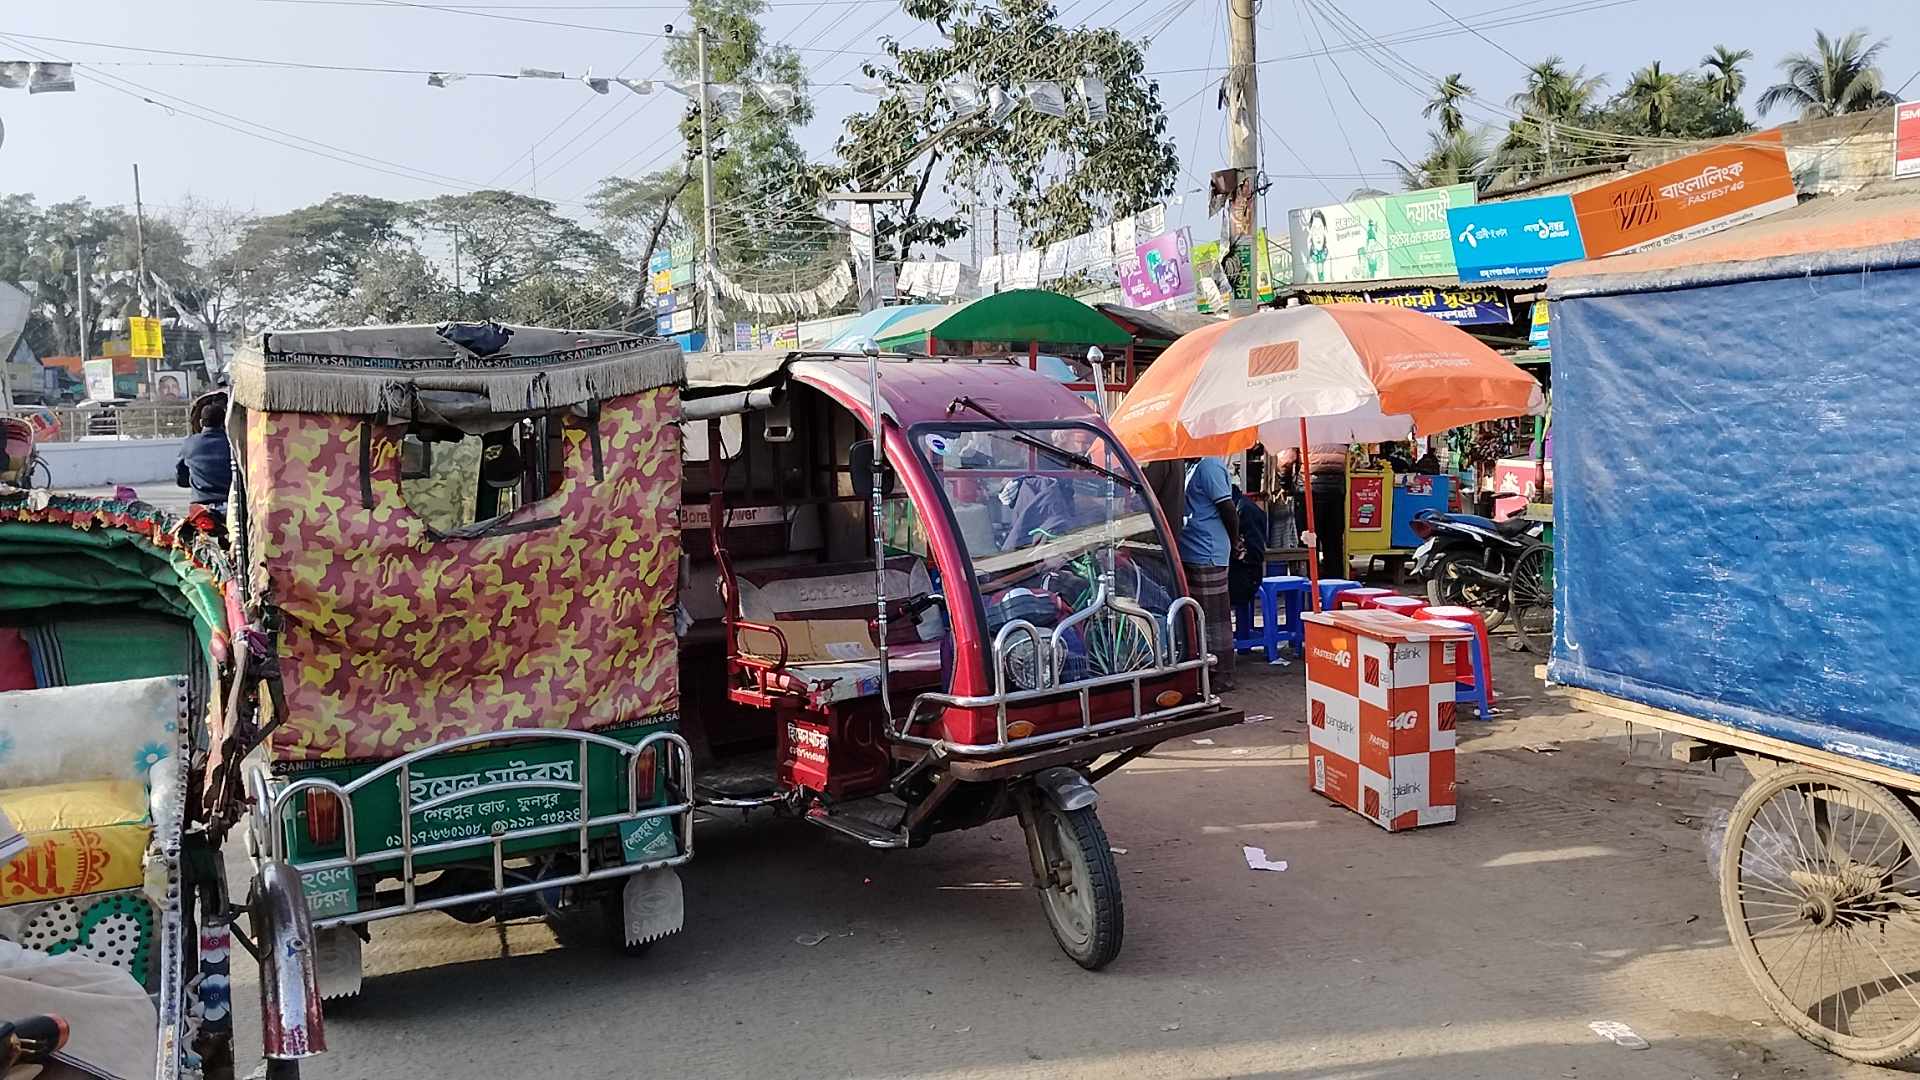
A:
[1303,610,1474,832]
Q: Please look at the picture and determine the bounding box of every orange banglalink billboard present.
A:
[1571,130,1798,258]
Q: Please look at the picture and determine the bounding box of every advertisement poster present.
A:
[1570,131,1797,258]
[1119,227,1196,308]
[1349,474,1384,530]
[1303,284,1512,326]
[1529,301,1551,350]
[1192,232,1276,313]
[1898,101,1920,178]
[83,358,116,402]
[734,322,754,350]
[1289,183,1475,285]
[128,316,165,359]
[1447,195,1587,283]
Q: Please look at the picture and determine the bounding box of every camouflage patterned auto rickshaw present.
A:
[226,323,693,1001]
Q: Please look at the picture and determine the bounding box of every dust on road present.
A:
[233,647,1866,1079]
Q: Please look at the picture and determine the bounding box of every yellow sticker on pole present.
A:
[128,316,165,359]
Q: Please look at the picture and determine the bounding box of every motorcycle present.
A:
[1408,509,1546,630]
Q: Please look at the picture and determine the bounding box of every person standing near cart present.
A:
[1179,456,1242,692]
[1281,444,1348,580]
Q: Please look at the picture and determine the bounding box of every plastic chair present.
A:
[1233,600,1262,654]
[1256,576,1311,663]
[1336,586,1393,609]
[1416,606,1495,719]
[1371,595,1428,617]
[1317,578,1360,611]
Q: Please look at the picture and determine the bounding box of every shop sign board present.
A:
[1349,474,1384,530]
[668,307,694,334]
[1529,301,1550,350]
[1897,101,1920,179]
[1119,227,1197,308]
[1289,183,1475,285]
[1446,195,1586,283]
[1303,283,1512,326]
[1570,131,1797,258]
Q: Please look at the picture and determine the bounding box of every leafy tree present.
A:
[1494,57,1607,181]
[1757,28,1898,119]
[1701,45,1753,108]
[1423,73,1473,138]
[228,195,414,327]
[824,0,1179,260]
[1625,61,1684,135]
[414,190,620,323]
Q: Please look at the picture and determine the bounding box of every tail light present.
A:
[1410,516,1435,540]
[633,746,659,803]
[304,790,344,847]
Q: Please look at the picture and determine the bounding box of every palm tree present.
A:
[1701,45,1753,108]
[1387,128,1491,191]
[1626,61,1684,135]
[1506,57,1607,173]
[1424,73,1474,137]
[1757,29,1898,119]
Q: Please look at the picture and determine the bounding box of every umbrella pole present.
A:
[1300,418,1322,612]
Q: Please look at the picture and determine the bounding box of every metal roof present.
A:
[1093,303,1223,343]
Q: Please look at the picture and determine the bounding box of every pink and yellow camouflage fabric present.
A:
[245,389,681,764]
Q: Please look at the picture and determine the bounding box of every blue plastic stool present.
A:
[1427,618,1494,720]
[1257,576,1312,663]
[1233,600,1262,653]
[1317,578,1361,611]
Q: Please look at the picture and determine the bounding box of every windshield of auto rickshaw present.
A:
[915,422,1179,679]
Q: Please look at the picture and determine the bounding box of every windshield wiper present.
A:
[945,396,1139,490]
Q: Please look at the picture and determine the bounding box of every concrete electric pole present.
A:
[695,27,721,350]
[1223,0,1262,315]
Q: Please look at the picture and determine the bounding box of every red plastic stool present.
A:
[1415,604,1495,710]
[1338,587,1393,609]
[1370,595,1428,617]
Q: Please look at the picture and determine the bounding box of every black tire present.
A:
[1507,546,1552,654]
[1424,551,1509,631]
[1024,802,1124,971]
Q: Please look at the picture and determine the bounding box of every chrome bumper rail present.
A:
[247,728,694,931]
[892,592,1217,757]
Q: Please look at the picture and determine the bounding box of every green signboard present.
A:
[1287,183,1475,285]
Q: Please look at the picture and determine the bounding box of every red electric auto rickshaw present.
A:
[681,349,1241,969]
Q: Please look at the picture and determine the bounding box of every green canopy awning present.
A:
[873,289,1132,350]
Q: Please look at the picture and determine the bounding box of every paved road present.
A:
[232,646,1867,1080]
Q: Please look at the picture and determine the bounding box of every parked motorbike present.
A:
[1408,509,1546,630]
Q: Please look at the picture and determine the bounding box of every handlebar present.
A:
[1,1014,69,1069]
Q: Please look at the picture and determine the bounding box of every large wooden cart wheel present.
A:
[1722,765,1920,1063]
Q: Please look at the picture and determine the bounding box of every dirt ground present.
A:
[230,643,1889,1080]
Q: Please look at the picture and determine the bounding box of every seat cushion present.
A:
[0,780,151,905]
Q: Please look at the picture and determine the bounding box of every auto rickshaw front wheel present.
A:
[1021,802,1124,970]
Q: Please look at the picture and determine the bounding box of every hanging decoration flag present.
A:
[26,63,74,94]
[1077,75,1108,122]
[1010,250,1043,289]
[0,63,28,90]
[582,69,610,94]
[897,262,926,297]
[985,86,1017,125]
[930,261,961,298]
[852,81,888,96]
[943,77,985,119]
[1040,240,1071,281]
[751,82,799,111]
[1135,203,1167,240]
[518,67,567,80]
[711,84,747,113]
[711,261,854,319]
[977,254,1004,291]
[426,72,465,88]
[663,79,698,98]
[1023,82,1068,117]
[615,78,655,96]
[1064,232,1092,272]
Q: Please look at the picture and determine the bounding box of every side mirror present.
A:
[848,439,895,498]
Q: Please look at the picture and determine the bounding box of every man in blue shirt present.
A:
[175,397,232,508]
[1178,457,1242,691]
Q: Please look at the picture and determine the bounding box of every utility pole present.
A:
[448,226,463,315]
[73,242,88,376]
[132,163,155,391]
[1223,0,1261,315]
[695,27,721,351]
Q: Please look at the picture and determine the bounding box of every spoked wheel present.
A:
[1425,552,1509,631]
[1506,546,1553,654]
[1022,801,1124,970]
[1721,766,1920,1064]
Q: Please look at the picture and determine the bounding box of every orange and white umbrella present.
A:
[1109,304,1545,462]
[1109,303,1544,608]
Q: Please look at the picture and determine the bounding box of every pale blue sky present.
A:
[0,0,1913,245]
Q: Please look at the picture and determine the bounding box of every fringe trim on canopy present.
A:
[230,331,685,415]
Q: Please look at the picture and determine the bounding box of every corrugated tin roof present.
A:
[1093,303,1222,342]
[1552,180,1920,287]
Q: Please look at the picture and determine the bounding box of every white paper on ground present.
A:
[1243,846,1288,872]
[1588,1021,1648,1049]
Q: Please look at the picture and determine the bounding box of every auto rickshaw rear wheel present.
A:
[1022,802,1124,970]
